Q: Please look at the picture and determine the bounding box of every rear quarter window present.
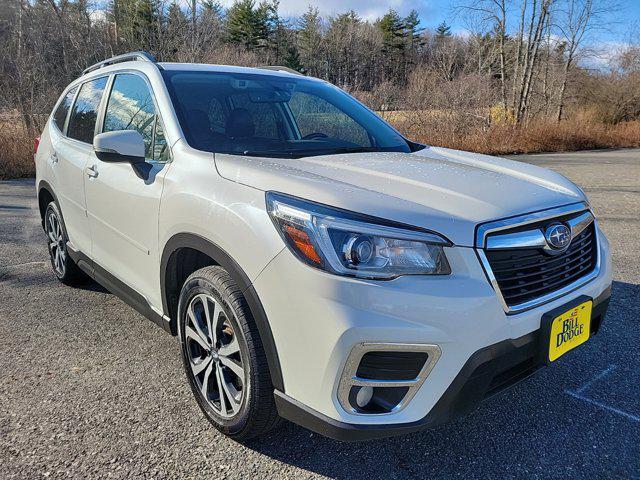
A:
[52,87,77,133]
[67,77,108,144]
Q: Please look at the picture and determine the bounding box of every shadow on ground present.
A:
[243,280,640,479]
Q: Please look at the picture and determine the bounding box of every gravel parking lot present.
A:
[1,149,639,479]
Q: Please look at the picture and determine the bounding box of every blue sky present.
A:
[251,0,639,44]
[243,0,639,68]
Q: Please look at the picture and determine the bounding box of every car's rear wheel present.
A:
[44,202,87,285]
[178,266,280,440]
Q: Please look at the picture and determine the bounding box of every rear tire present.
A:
[44,202,88,286]
[178,265,281,440]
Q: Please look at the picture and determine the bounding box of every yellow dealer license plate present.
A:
[548,300,592,362]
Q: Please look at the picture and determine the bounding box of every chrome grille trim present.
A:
[475,202,600,315]
[475,202,588,248]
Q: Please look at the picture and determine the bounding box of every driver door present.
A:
[84,72,170,309]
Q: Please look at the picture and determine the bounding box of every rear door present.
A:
[84,72,170,307]
[50,77,108,254]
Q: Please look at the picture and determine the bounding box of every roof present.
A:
[80,51,314,85]
[158,62,306,78]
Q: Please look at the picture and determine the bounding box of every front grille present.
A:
[485,222,597,308]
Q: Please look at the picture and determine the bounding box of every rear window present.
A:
[67,77,108,144]
[52,87,77,133]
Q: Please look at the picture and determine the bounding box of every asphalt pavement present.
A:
[1,148,638,479]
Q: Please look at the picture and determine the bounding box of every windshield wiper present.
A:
[239,150,302,158]
[222,146,390,159]
[317,146,380,155]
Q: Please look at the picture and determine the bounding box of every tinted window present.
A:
[208,98,226,134]
[52,87,77,132]
[289,92,370,146]
[230,93,279,139]
[103,74,156,158]
[153,120,169,162]
[67,77,108,144]
[162,70,410,158]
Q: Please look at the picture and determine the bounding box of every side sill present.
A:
[67,247,172,334]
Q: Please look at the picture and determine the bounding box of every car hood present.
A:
[215,146,586,247]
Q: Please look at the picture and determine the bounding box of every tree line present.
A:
[1,0,638,141]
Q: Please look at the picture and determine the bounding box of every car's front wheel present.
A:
[177,266,280,440]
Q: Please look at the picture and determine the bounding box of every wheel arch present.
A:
[37,180,58,229]
[161,233,284,391]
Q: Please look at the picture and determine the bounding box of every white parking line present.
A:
[565,364,640,423]
[566,390,640,423]
[574,364,617,394]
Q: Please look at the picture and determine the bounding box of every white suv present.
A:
[35,52,612,441]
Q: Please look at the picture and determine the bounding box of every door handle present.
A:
[86,165,99,178]
[49,153,58,164]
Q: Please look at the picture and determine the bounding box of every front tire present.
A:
[178,266,280,440]
[44,202,87,285]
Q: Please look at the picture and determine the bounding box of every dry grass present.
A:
[390,117,640,156]
[0,119,35,180]
[1,113,639,180]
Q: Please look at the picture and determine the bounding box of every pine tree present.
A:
[226,0,262,50]
[107,0,160,51]
[376,9,406,82]
[166,2,187,55]
[403,10,423,78]
[201,0,223,18]
[284,45,303,72]
[404,10,423,49]
[297,6,323,76]
[226,0,277,53]
[436,21,452,39]
[377,10,405,51]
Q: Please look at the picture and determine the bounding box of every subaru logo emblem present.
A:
[545,224,571,249]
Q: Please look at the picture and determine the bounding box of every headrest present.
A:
[225,108,255,138]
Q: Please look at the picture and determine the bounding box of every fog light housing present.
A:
[355,385,374,408]
[337,343,441,415]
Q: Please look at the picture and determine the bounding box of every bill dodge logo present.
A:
[545,223,571,249]
[556,314,584,347]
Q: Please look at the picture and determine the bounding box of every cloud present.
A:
[89,8,107,23]
[217,0,433,22]
[579,41,628,71]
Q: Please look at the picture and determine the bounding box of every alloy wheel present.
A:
[185,293,246,418]
[46,210,66,276]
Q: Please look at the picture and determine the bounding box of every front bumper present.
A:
[273,288,610,441]
[252,226,612,441]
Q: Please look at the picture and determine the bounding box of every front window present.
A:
[103,73,167,161]
[162,70,413,158]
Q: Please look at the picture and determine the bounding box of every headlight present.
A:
[266,192,452,279]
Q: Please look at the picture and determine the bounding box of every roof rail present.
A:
[258,65,304,76]
[83,51,157,75]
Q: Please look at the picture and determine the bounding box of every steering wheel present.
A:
[302,132,328,140]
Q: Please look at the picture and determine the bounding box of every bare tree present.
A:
[554,0,610,121]
[458,0,508,109]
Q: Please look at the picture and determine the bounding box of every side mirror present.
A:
[93,130,145,164]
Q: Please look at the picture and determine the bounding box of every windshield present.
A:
[161,70,413,158]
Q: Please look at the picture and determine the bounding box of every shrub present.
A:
[0,117,35,180]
